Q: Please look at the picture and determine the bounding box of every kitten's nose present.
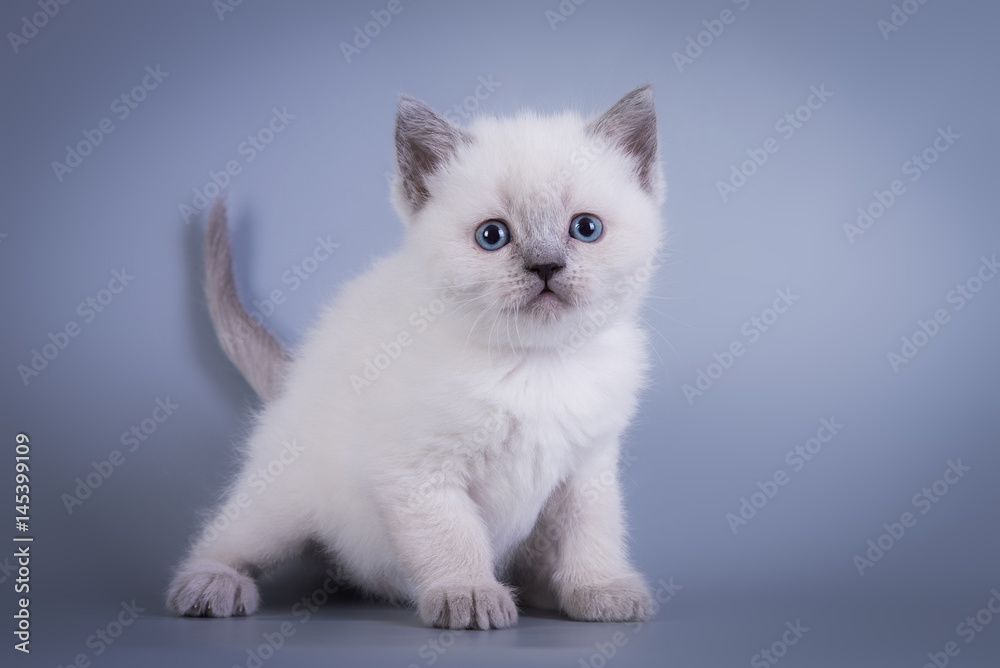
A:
[529,263,563,283]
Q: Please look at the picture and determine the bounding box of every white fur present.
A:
[168,89,665,629]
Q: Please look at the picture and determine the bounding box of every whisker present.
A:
[644,294,693,301]
[411,279,497,291]
[462,297,500,358]
[486,304,505,367]
[513,308,525,357]
[639,315,678,363]
[644,305,691,327]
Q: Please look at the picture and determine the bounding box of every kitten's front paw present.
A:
[560,574,653,622]
[419,581,518,630]
[167,561,260,618]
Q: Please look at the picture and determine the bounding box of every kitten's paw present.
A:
[560,574,653,622]
[167,561,260,618]
[419,581,518,630]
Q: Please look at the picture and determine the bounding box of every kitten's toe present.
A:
[167,561,260,618]
[560,573,653,622]
[419,581,518,630]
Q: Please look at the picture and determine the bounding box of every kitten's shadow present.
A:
[516,607,566,622]
[255,549,411,624]
[254,544,569,627]
[183,208,262,407]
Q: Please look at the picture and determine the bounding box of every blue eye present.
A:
[569,214,603,242]
[475,220,510,250]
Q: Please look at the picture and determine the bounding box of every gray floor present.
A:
[30,585,1000,667]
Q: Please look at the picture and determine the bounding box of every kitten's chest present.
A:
[462,348,641,548]
[495,345,641,454]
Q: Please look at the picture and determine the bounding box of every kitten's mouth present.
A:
[528,285,565,308]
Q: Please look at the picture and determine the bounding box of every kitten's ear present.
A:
[587,84,661,196]
[394,95,471,215]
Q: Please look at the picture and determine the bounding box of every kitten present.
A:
[167,85,665,629]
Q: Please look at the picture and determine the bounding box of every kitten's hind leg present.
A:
[507,504,561,612]
[167,441,312,617]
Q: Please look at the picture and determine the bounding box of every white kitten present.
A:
[168,85,665,629]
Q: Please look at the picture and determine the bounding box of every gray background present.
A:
[2,0,998,666]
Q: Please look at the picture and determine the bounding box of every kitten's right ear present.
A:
[587,84,661,198]
[394,96,471,216]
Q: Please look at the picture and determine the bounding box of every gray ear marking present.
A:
[587,84,659,194]
[395,96,471,213]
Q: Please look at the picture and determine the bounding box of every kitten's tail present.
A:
[204,199,291,402]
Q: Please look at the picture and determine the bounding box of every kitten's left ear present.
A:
[587,84,661,197]
[394,95,471,217]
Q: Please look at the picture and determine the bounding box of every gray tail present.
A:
[204,199,291,402]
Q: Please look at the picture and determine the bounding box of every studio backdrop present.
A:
[1,1,998,667]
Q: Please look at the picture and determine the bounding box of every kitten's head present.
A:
[392,85,664,352]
